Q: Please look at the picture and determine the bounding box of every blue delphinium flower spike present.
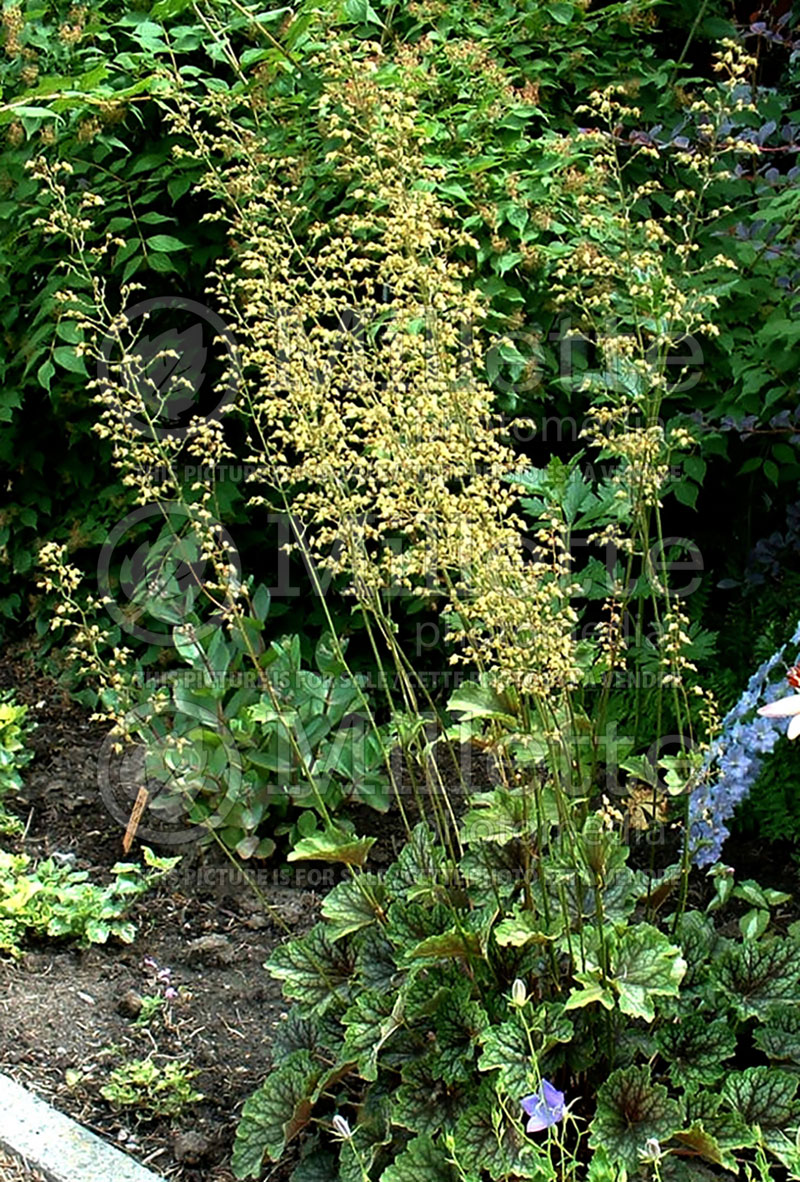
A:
[689,620,800,866]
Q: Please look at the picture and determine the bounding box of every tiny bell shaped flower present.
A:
[758,694,800,740]
[511,978,528,1007]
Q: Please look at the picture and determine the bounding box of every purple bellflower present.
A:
[521,1080,566,1132]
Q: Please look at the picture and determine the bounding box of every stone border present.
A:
[0,1073,164,1182]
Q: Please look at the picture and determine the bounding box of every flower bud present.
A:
[511,978,527,1007]
[640,1137,662,1162]
[331,1114,352,1140]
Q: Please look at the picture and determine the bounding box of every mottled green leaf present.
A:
[722,1067,800,1131]
[384,824,442,902]
[478,1015,535,1095]
[287,828,375,868]
[381,1134,457,1182]
[612,924,686,1022]
[342,989,404,1081]
[266,924,355,1013]
[231,1050,317,1177]
[712,938,800,1019]
[656,1015,736,1088]
[494,908,555,948]
[753,1007,800,1064]
[395,1056,465,1135]
[590,1066,684,1171]
[456,1084,554,1180]
[320,874,386,940]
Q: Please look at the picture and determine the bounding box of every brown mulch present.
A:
[0,1145,49,1182]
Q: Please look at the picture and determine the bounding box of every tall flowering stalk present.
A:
[689,620,800,866]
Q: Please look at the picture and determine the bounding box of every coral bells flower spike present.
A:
[521,1081,566,1132]
[758,694,800,740]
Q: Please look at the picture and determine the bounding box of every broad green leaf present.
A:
[739,908,770,941]
[462,787,557,845]
[546,1,574,23]
[231,1050,317,1177]
[590,1066,684,1172]
[447,680,518,726]
[288,828,375,868]
[52,345,87,376]
[381,1135,457,1182]
[672,1124,737,1173]
[564,970,614,1012]
[320,874,386,940]
[266,924,355,1013]
[493,909,554,948]
[146,236,188,253]
[407,927,481,961]
[734,880,791,909]
[150,0,193,18]
[343,0,385,27]
[612,924,686,1022]
[37,358,55,392]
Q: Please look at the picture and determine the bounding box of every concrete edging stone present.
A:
[0,1072,164,1182]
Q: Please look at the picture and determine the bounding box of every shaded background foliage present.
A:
[1,0,800,839]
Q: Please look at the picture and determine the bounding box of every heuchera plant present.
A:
[232,812,800,1180]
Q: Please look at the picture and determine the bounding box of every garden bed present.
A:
[0,649,321,1181]
[4,645,800,1181]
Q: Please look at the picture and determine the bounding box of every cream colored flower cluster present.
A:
[182,44,582,695]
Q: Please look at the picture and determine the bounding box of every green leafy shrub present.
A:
[39,534,390,856]
[118,619,390,859]
[233,821,800,1180]
[0,690,35,834]
[0,845,178,957]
